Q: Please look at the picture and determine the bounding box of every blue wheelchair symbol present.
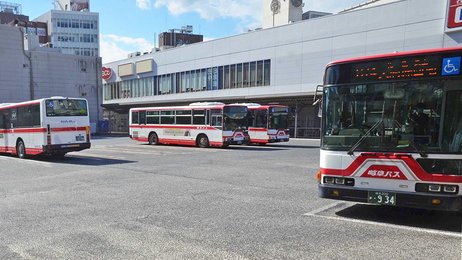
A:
[442,57,461,76]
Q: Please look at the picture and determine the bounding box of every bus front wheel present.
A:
[197,135,209,148]
[149,132,159,145]
[16,140,26,159]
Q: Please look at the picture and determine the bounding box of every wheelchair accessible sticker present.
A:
[442,56,461,76]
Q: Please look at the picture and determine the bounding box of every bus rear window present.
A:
[46,99,88,117]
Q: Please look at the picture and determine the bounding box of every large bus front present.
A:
[318,49,462,211]
[222,105,250,145]
[42,98,91,156]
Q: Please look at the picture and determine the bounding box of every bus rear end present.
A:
[248,105,289,144]
[42,98,91,156]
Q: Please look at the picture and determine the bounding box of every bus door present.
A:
[0,113,7,152]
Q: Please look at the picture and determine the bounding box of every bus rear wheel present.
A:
[16,140,26,159]
[197,135,209,148]
[149,132,159,145]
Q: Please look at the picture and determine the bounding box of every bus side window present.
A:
[132,111,139,124]
[0,113,4,129]
[9,108,17,128]
[139,111,146,125]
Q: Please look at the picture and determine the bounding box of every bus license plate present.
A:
[367,191,396,205]
[75,134,85,142]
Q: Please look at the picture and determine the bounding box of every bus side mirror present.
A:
[313,85,323,118]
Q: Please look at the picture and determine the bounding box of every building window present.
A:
[103,59,271,101]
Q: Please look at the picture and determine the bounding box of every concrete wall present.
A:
[0,25,30,103]
[0,24,101,127]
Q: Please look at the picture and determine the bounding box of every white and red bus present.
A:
[129,102,250,148]
[245,103,290,144]
[0,97,91,158]
[317,47,462,211]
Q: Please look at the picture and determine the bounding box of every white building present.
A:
[34,0,99,57]
[0,24,101,130]
[102,0,462,136]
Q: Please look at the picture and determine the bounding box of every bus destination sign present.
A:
[325,52,462,85]
[352,55,441,82]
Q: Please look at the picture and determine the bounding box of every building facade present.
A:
[102,0,462,137]
[34,8,99,57]
[0,24,101,130]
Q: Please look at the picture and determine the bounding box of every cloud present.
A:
[100,34,153,63]
[136,0,152,10]
[153,0,262,22]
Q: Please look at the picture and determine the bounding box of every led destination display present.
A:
[325,52,462,85]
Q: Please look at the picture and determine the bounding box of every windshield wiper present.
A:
[348,120,383,155]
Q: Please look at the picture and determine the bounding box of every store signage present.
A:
[447,0,462,29]
[102,67,112,80]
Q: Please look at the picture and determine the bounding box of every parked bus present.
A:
[244,103,290,144]
[0,97,91,159]
[129,102,250,148]
[317,47,462,211]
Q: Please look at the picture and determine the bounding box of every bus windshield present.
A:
[46,99,88,117]
[223,106,249,131]
[269,107,289,129]
[322,78,462,154]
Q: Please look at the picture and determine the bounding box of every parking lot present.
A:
[0,137,461,259]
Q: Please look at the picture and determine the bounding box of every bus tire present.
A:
[16,139,26,159]
[148,132,159,145]
[197,135,209,148]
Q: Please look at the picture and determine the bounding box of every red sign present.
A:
[360,165,407,180]
[448,0,462,29]
[102,67,112,81]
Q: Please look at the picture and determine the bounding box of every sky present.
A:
[11,0,369,63]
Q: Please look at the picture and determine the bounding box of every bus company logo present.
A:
[361,165,407,180]
[448,0,462,28]
[102,67,112,81]
[60,120,76,124]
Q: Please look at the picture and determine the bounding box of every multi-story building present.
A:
[159,26,203,50]
[34,0,99,57]
[101,0,462,137]
[0,2,48,44]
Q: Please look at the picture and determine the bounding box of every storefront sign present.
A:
[102,67,113,80]
[447,0,462,29]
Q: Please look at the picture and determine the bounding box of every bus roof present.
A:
[327,46,462,66]
[130,103,248,112]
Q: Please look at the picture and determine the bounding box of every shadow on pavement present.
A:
[42,155,136,166]
[335,204,462,233]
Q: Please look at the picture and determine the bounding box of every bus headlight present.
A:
[443,185,458,194]
[428,185,441,192]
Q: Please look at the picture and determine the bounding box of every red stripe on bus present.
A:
[0,146,43,155]
[3,128,47,133]
[0,101,41,111]
[320,154,462,183]
[249,128,268,132]
[250,139,269,144]
[130,125,217,130]
[51,127,87,132]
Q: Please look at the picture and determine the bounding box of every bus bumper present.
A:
[43,142,91,154]
[319,185,462,212]
[224,137,250,145]
[269,137,289,143]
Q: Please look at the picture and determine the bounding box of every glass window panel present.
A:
[264,60,271,86]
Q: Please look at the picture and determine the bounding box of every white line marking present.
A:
[304,202,348,215]
[303,210,462,239]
